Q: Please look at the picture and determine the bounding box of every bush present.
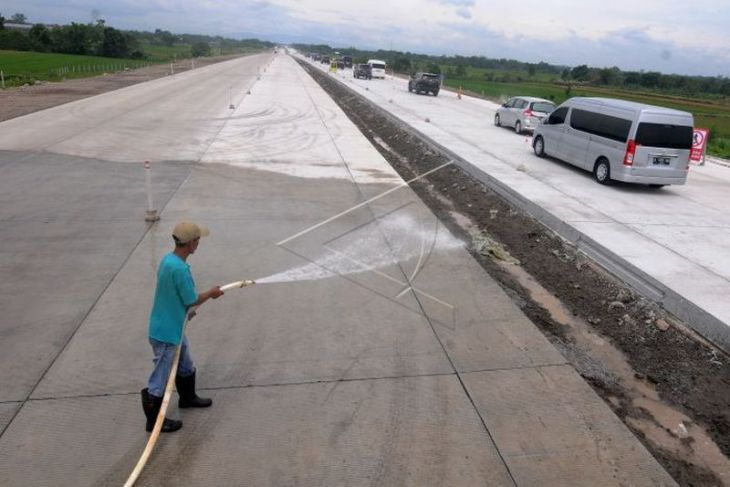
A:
[190,41,210,57]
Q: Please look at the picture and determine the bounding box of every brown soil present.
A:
[298,59,730,487]
[0,54,248,122]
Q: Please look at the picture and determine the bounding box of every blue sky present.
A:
[3,0,729,76]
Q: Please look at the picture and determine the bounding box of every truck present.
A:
[353,64,372,79]
[342,55,353,68]
[408,72,440,96]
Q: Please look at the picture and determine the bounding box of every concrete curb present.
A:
[298,58,730,354]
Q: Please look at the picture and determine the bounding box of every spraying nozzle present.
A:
[220,280,256,292]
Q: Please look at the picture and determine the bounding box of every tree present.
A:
[427,62,442,75]
[455,64,466,77]
[11,13,27,24]
[527,63,536,77]
[100,26,130,57]
[29,23,52,51]
[391,56,411,73]
[190,41,210,57]
[0,14,5,30]
[154,29,175,47]
[571,64,590,81]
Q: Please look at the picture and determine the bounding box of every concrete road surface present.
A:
[303,56,730,352]
[0,53,676,485]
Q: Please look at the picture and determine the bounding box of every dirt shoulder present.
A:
[0,54,253,123]
[298,60,730,487]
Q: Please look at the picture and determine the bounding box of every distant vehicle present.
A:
[321,56,330,64]
[312,53,322,61]
[495,96,556,134]
[367,59,386,79]
[533,97,693,187]
[353,64,372,79]
[408,72,440,96]
[342,55,353,68]
[336,60,345,69]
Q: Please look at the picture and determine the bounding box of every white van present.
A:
[533,97,694,187]
[367,59,386,79]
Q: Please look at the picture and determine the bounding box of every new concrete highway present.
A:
[0,53,676,485]
[303,55,730,353]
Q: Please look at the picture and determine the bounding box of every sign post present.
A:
[690,128,710,166]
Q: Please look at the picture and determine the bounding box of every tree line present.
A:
[295,43,730,98]
[0,12,273,60]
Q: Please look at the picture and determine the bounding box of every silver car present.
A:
[495,96,556,134]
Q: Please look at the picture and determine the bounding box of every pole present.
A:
[1,70,4,89]
[144,161,160,222]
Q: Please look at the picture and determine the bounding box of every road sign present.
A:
[690,128,710,164]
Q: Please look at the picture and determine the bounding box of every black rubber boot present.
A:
[141,388,183,433]
[176,371,212,408]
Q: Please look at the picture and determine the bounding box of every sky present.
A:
[2,0,729,77]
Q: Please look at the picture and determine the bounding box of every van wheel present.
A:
[593,158,612,185]
[515,121,522,134]
[494,114,501,126]
[533,136,545,157]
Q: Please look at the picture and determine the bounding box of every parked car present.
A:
[532,97,693,186]
[495,96,556,134]
[353,64,372,79]
[408,72,440,96]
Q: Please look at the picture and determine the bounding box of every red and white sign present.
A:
[690,128,710,163]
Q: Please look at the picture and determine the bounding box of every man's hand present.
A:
[187,306,199,321]
[208,286,224,299]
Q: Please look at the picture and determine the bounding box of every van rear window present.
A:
[570,109,631,142]
[370,63,385,69]
[635,123,692,149]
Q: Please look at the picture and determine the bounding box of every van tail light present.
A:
[624,139,636,166]
[523,109,534,117]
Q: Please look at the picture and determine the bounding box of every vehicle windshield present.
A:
[370,63,385,69]
[636,123,693,149]
[423,74,439,79]
[532,102,556,113]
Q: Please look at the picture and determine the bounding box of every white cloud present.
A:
[2,0,729,75]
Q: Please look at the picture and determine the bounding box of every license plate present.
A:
[653,156,671,165]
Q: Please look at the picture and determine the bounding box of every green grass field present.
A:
[137,42,193,62]
[0,50,151,86]
[441,72,730,158]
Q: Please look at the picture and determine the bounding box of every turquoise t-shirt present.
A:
[149,253,198,345]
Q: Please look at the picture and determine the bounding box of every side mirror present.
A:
[502,103,509,108]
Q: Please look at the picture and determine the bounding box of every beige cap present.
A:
[172,221,210,244]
